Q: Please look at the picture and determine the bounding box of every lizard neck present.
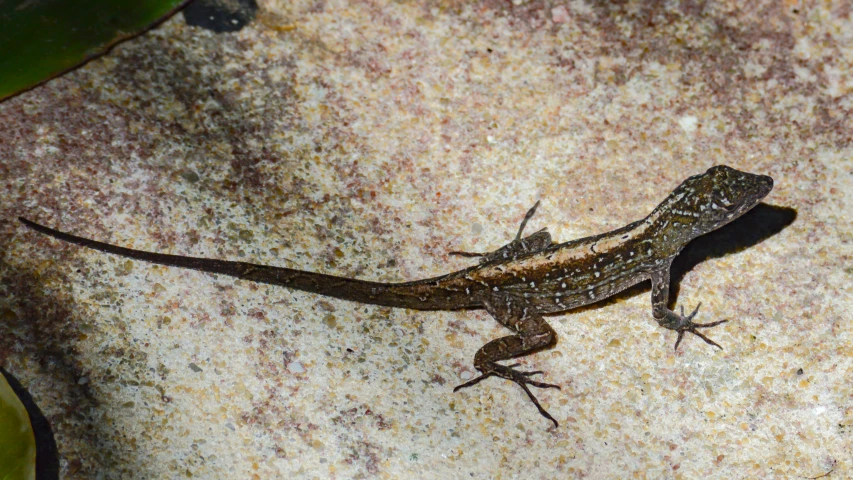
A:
[640,190,701,258]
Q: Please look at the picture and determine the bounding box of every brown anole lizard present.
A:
[19,165,773,427]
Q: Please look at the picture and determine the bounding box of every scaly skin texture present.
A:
[19,165,773,428]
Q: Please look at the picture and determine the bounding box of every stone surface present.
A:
[1,0,851,477]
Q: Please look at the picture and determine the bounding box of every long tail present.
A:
[19,218,473,310]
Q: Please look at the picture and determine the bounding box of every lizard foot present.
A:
[453,362,560,427]
[662,303,729,351]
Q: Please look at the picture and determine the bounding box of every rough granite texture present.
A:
[1,0,851,478]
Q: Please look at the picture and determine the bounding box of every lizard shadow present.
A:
[564,203,797,317]
[668,203,797,301]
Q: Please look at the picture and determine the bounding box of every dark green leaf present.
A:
[0,0,192,101]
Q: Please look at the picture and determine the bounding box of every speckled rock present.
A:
[1,0,851,477]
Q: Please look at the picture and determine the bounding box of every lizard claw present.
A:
[448,250,485,258]
[664,303,729,351]
[454,363,560,428]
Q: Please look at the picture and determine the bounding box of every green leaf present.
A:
[0,0,192,101]
[0,372,35,480]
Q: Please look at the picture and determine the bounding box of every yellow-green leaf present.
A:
[0,372,35,480]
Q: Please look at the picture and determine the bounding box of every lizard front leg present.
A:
[453,293,560,427]
[650,264,728,351]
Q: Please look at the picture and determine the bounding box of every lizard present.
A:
[19,165,773,427]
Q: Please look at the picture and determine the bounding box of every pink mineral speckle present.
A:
[552,5,570,24]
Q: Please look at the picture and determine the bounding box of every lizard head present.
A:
[649,165,774,244]
[691,165,773,232]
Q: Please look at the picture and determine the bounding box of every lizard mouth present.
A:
[721,202,739,212]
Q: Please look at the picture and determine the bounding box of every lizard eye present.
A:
[721,202,738,212]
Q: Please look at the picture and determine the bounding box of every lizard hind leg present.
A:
[453,294,561,427]
[449,201,553,263]
[513,199,541,240]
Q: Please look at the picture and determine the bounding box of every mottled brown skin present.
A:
[19,165,773,428]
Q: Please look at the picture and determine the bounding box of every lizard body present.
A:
[19,165,773,427]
